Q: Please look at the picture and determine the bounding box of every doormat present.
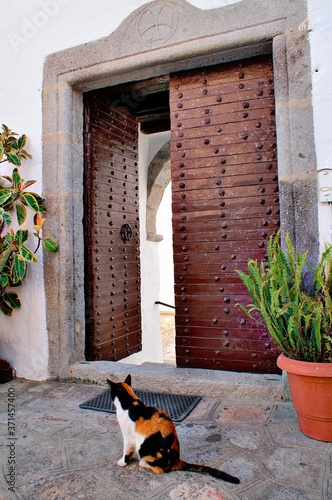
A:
[79,389,201,422]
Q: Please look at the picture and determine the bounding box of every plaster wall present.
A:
[157,184,175,313]
[0,0,331,380]
[308,0,332,247]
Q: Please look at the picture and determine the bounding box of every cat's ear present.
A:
[106,379,113,388]
[124,374,131,386]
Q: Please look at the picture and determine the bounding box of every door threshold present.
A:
[69,360,288,401]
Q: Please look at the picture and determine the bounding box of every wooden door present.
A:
[170,56,280,373]
[84,91,141,361]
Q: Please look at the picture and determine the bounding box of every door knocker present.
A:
[120,223,133,243]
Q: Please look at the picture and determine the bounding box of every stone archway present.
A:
[146,140,171,242]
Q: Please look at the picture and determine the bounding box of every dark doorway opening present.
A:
[100,76,170,134]
[83,55,281,373]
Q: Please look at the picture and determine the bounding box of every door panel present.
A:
[84,91,141,361]
[170,56,280,373]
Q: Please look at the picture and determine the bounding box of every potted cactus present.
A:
[236,232,332,442]
[0,124,58,316]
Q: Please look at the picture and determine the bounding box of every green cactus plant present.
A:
[0,124,58,316]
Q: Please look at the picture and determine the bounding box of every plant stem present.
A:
[34,237,42,254]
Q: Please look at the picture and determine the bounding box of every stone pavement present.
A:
[0,379,331,500]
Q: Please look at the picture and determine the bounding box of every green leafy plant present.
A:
[236,232,332,362]
[0,124,58,316]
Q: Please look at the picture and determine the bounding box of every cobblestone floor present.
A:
[0,378,331,500]
[160,313,176,364]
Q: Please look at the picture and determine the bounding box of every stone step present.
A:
[69,361,288,401]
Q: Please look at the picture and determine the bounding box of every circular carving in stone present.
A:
[137,1,179,45]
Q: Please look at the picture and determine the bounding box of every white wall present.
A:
[157,184,175,312]
[1,0,332,379]
[308,0,332,247]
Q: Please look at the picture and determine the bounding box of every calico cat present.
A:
[107,375,240,484]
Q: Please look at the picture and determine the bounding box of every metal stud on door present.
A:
[84,91,141,361]
[170,56,280,373]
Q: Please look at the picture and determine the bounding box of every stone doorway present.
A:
[42,0,318,378]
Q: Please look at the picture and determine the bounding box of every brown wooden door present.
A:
[170,56,280,373]
[84,91,141,361]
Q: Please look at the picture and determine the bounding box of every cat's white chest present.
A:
[116,404,135,436]
[115,399,145,451]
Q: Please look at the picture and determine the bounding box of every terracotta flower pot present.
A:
[277,353,332,442]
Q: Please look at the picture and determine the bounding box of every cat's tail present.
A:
[175,460,240,484]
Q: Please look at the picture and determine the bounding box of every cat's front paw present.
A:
[117,458,127,467]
